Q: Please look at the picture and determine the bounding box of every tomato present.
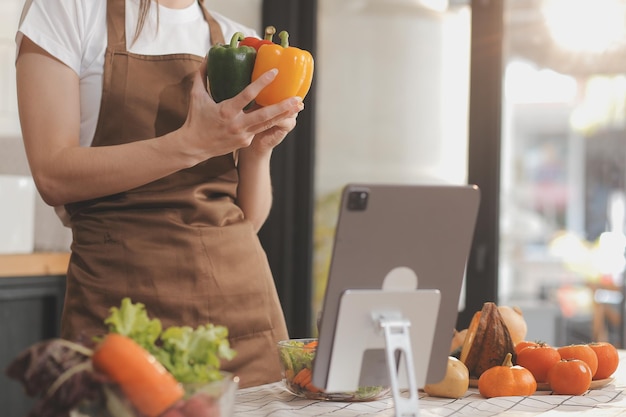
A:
[557,344,599,378]
[515,341,539,355]
[547,359,592,395]
[515,343,561,383]
[588,342,619,380]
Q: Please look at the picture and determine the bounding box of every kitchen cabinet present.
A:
[0,253,69,417]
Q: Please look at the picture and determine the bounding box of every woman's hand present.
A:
[181,60,303,164]
[247,100,302,155]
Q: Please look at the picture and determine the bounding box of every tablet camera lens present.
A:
[347,191,369,211]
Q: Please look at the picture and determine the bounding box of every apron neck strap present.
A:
[198,0,225,45]
[106,0,126,50]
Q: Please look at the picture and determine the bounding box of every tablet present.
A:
[312,183,480,388]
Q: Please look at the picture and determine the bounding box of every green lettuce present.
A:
[156,324,236,383]
[104,298,236,383]
[103,298,161,353]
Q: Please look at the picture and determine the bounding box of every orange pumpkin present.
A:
[478,353,537,398]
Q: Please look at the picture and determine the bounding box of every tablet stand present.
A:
[324,289,441,417]
[376,313,421,417]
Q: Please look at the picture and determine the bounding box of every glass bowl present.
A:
[277,338,389,402]
[71,371,239,417]
[181,372,239,417]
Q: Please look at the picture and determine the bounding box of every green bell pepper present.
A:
[206,32,256,103]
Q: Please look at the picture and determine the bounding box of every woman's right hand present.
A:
[180,60,303,164]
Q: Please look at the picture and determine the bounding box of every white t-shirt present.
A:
[16,0,258,147]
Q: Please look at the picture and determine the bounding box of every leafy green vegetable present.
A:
[103,298,161,352]
[156,324,236,383]
[103,298,236,384]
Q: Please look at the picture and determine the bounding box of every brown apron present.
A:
[62,0,288,388]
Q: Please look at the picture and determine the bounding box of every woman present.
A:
[16,0,303,388]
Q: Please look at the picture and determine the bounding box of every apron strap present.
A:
[198,0,226,45]
[106,0,126,51]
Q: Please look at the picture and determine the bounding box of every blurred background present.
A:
[310,0,626,349]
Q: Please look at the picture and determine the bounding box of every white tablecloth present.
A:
[233,352,626,417]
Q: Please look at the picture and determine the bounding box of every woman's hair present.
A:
[133,0,158,45]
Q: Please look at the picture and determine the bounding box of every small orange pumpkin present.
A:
[478,353,537,398]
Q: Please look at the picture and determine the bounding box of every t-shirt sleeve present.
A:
[16,0,85,75]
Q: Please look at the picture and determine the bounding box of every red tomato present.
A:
[588,342,619,380]
[516,343,561,383]
[547,359,592,395]
[515,341,539,355]
[557,344,599,378]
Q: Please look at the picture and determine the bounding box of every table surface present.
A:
[233,351,626,417]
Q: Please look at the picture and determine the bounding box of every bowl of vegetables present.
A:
[7,298,239,417]
[277,338,390,402]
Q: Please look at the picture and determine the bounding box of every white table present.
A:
[233,351,626,417]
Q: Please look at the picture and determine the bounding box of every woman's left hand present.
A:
[247,99,303,154]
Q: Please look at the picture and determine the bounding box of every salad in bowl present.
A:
[277,338,389,402]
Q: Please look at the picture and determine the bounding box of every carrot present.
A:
[300,370,312,387]
[303,340,318,349]
[293,368,310,385]
[91,333,184,417]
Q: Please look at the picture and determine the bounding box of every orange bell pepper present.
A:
[251,30,314,106]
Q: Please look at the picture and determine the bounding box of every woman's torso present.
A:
[16,0,287,388]
[17,0,257,147]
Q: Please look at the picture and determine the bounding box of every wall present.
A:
[311,0,472,318]
[0,0,261,253]
[209,0,262,32]
[315,0,471,197]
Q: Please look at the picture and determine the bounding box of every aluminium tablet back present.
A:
[312,183,480,388]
